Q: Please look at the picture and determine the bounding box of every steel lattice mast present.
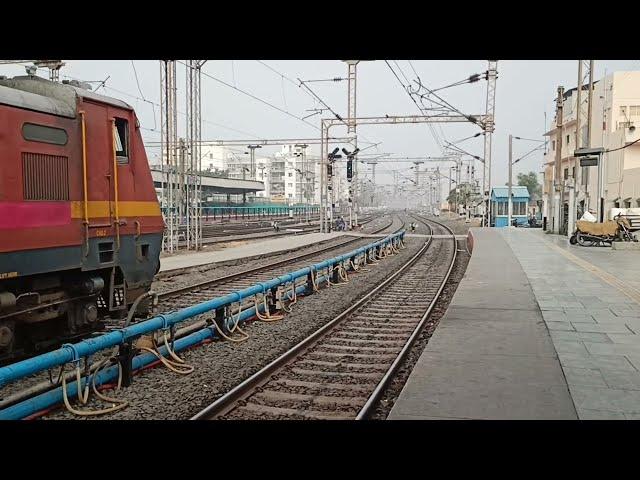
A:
[160,60,178,252]
[186,60,204,251]
[482,60,498,227]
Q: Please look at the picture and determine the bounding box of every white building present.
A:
[224,145,317,204]
[201,145,228,173]
[149,144,229,173]
[275,145,316,205]
[542,71,640,235]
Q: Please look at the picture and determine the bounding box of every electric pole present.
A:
[508,134,513,227]
[554,86,565,234]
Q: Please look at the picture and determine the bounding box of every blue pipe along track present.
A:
[0,231,404,420]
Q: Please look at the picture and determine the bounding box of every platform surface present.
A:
[390,227,640,420]
[502,229,640,419]
[159,232,345,272]
[388,227,577,420]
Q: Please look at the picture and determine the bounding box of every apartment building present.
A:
[230,145,317,204]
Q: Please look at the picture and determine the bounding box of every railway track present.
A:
[170,215,372,248]
[155,216,404,313]
[0,215,405,415]
[191,216,457,420]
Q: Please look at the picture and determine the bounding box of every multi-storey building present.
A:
[542,71,640,235]
[228,145,317,204]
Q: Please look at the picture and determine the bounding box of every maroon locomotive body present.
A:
[0,74,164,360]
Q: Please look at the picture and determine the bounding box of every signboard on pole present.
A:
[580,156,599,167]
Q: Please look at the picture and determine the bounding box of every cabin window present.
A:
[113,118,129,164]
[22,123,68,146]
[514,202,527,215]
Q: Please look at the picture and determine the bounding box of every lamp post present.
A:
[246,145,262,180]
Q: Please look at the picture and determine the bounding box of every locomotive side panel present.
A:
[0,104,84,279]
[0,78,164,360]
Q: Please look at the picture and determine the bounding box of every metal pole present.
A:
[597,151,604,222]
[319,131,324,233]
[569,60,584,237]
[295,144,310,223]
[588,61,603,221]
[449,166,452,213]
[242,167,246,205]
[508,134,513,227]
[554,86,564,234]
[346,61,359,228]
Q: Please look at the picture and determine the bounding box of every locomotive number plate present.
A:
[95,229,108,237]
[0,271,18,279]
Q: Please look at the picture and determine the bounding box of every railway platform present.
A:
[159,232,345,272]
[390,227,640,420]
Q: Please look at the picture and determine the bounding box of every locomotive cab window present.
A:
[113,118,129,164]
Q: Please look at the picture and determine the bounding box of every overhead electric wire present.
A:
[385,60,447,154]
[298,78,346,123]
[296,75,378,146]
[99,83,261,138]
[256,60,317,104]
[130,61,157,131]
[605,136,640,153]
[514,142,548,163]
[405,61,480,122]
[393,60,412,85]
[390,61,451,150]
[56,68,261,139]
[187,61,320,132]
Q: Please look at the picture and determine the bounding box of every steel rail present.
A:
[191,215,454,420]
[355,215,457,419]
[157,216,400,300]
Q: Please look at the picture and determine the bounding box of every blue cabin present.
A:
[490,186,530,227]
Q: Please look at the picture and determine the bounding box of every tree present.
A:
[447,183,476,209]
[516,171,541,203]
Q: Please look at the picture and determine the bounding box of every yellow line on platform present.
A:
[533,233,640,306]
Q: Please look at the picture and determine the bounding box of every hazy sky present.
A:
[3,59,638,190]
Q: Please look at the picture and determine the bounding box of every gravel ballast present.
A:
[46,231,423,420]
[0,216,397,412]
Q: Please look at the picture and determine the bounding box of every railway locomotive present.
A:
[0,74,164,361]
